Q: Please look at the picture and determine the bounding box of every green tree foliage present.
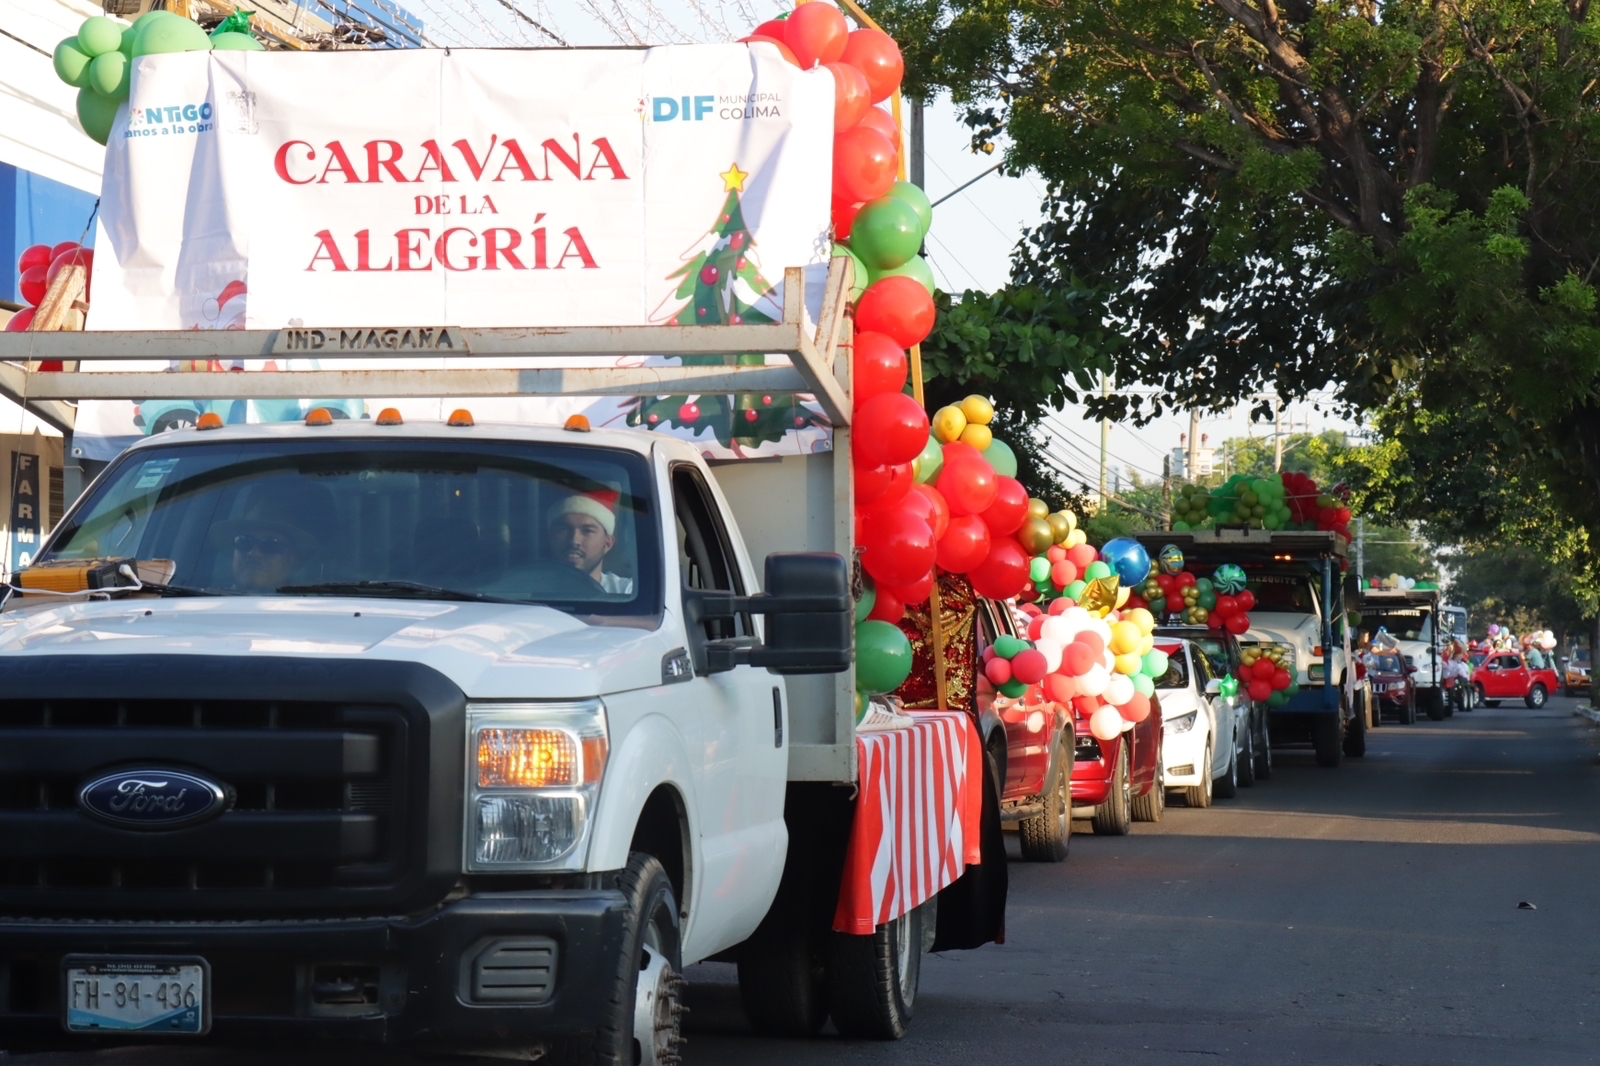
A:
[1446,542,1590,643]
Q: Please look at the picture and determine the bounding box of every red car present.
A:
[1367,651,1418,723]
[1070,683,1164,836]
[1472,650,1560,708]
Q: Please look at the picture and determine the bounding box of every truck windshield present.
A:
[35,438,660,619]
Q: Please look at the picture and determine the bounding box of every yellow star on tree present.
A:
[720,163,749,192]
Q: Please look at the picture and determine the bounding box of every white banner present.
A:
[81,45,835,459]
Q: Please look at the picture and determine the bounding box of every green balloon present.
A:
[849,196,922,270]
[1141,649,1170,677]
[993,634,1029,659]
[77,16,125,58]
[1197,589,1217,610]
[1084,560,1112,581]
[54,38,92,87]
[1133,673,1155,697]
[88,51,129,101]
[131,12,212,57]
[998,678,1028,698]
[856,620,913,695]
[913,434,943,484]
[887,180,933,236]
[870,254,935,295]
[1065,580,1087,600]
[1029,557,1050,582]
[76,88,119,145]
[983,438,1018,478]
[209,31,264,50]
[855,578,876,624]
[832,242,869,300]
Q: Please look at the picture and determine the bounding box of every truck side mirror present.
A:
[1204,678,1222,696]
[682,553,851,676]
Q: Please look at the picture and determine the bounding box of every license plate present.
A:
[62,956,210,1035]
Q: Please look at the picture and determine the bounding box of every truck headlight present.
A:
[1165,709,1198,734]
[1308,664,1325,682]
[466,701,608,871]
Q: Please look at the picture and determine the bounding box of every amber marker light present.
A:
[447,408,475,427]
[197,412,224,430]
[564,414,591,432]
[376,407,404,425]
[305,407,334,426]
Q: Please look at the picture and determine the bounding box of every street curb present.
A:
[1574,707,1600,725]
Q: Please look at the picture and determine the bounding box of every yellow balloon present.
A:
[1067,529,1088,549]
[1136,635,1154,656]
[1110,620,1142,656]
[1059,509,1078,532]
[931,405,967,444]
[1026,497,1051,520]
[959,394,995,425]
[1114,652,1144,675]
[959,423,993,450]
[1126,607,1155,633]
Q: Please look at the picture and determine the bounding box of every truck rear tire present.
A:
[1525,683,1547,709]
[1092,742,1133,834]
[1428,691,1446,720]
[1313,712,1343,767]
[553,852,683,1066]
[827,905,920,1040]
[1343,703,1367,758]
[1018,742,1072,861]
[736,908,828,1036]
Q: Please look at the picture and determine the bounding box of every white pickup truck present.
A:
[0,273,997,1060]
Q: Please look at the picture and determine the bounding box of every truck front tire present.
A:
[1526,683,1548,709]
[1019,740,1073,861]
[1343,702,1367,758]
[1313,712,1343,767]
[828,905,921,1039]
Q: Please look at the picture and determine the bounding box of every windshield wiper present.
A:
[135,581,224,597]
[277,580,523,604]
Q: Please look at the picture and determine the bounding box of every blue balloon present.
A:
[1099,537,1151,588]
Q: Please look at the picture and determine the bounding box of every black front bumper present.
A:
[0,890,629,1048]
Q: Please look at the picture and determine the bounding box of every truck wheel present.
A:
[1399,691,1415,725]
[1428,690,1447,720]
[1525,683,1548,709]
[560,853,683,1066]
[1214,739,1239,799]
[1237,725,1257,788]
[1253,710,1273,781]
[1092,742,1133,834]
[736,907,828,1036]
[1019,742,1072,861]
[1183,742,1213,808]
[1313,712,1343,767]
[1131,758,1163,822]
[1342,702,1367,758]
[827,905,920,1040]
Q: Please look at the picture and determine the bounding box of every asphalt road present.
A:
[7,698,1599,1066]
[683,697,1600,1066]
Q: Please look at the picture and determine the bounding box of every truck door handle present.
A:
[772,686,783,748]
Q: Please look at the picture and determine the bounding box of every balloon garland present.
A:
[1168,470,1354,545]
[4,241,92,334]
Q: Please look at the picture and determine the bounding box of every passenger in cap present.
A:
[547,487,632,594]
[215,480,330,593]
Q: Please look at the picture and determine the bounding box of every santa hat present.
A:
[549,487,620,536]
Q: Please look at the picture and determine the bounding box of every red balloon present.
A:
[935,513,990,573]
[1236,589,1256,612]
[1065,543,1098,572]
[784,1,849,67]
[48,246,93,300]
[853,331,908,401]
[860,508,935,588]
[833,196,864,240]
[969,537,1029,600]
[855,275,936,347]
[840,28,904,102]
[857,461,915,513]
[937,458,998,516]
[889,570,933,604]
[1176,571,1197,588]
[940,441,984,467]
[1044,673,1074,703]
[1010,648,1048,685]
[1155,572,1177,591]
[901,481,950,540]
[984,656,1012,686]
[1251,658,1276,680]
[1247,679,1273,703]
[3,308,35,332]
[1046,544,1067,563]
[1214,594,1238,617]
[981,475,1028,535]
[854,459,894,506]
[1272,668,1292,690]
[1119,692,1151,723]
[18,265,47,307]
[1071,695,1101,718]
[825,62,872,131]
[49,241,79,262]
[855,106,900,153]
[854,390,929,467]
[750,18,789,40]
[1225,613,1250,635]
[1027,614,1046,640]
[1050,560,1078,588]
[1076,631,1106,659]
[1207,611,1224,630]
[1063,641,1097,676]
[868,586,904,623]
[740,34,800,66]
[833,126,897,204]
[17,244,51,274]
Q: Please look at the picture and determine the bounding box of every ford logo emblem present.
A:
[77,769,231,830]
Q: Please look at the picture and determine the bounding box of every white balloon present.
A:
[1040,616,1073,644]
[1079,663,1110,697]
[1090,705,1123,741]
[1104,673,1135,706]
[1061,606,1093,636]
[1035,638,1064,673]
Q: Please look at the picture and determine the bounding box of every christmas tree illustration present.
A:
[627,163,828,451]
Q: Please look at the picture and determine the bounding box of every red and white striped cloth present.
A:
[833,709,983,935]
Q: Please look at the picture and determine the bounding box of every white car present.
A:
[1156,639,1253,808]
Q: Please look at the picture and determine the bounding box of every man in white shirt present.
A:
[546,488,634,595]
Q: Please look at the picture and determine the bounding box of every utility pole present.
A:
[1099,372,1110,503]
[1162,453,1172,526]
[1272,395,1284,472]
[1186,408,1200,485]
[908,98,924,189]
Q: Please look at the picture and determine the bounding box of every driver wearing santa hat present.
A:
[546,487,633,595]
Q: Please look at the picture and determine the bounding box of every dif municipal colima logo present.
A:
[650,93,782,122]
[126,101,216,139]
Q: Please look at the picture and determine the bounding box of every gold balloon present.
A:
[1047,513,1072,543]
[1079,575,1121,616]
[1018,515,1055,555]
[1026,497,1051,520]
